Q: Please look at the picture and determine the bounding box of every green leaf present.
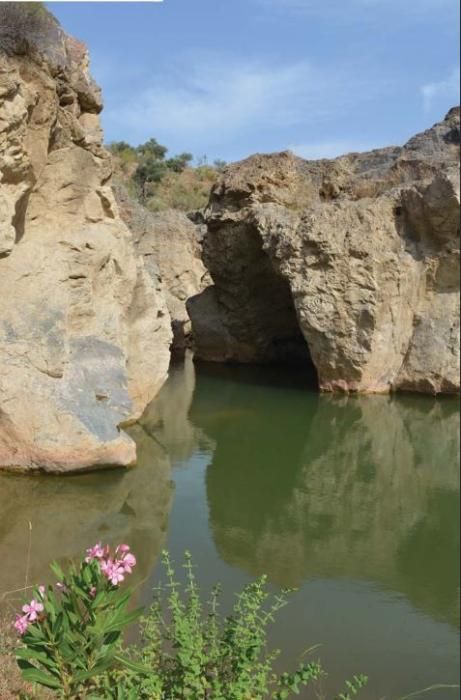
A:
[21,668,61,689]
[103,630,121,645]
[104,607,144,634]
[50,561,65,581]
[22,623,46,641]
[114,653,151,675]
[16,647,58,672]
[74,657,115,682]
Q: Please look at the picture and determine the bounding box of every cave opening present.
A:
[259,274,319,390]
[204,221,320,390]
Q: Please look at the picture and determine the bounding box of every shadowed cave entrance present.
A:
[195,221,319,389]
[247,270,319,389]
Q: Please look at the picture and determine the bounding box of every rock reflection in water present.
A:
[0,425,173,601]
[188,364,459,627]
[140,352,213,464]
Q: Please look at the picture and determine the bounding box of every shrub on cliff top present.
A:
[0,2,57,56]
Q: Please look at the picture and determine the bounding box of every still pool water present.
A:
[1,353,459,699]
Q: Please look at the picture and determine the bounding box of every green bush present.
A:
[13,544,145,698]
[127,550,335,700]
[131,140,194,201]
[13,547,370,699]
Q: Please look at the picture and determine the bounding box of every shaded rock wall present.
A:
[0,7,172,472]
[189,109,460,394]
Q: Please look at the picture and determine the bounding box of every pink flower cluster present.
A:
[14,544,136,635]
[85,542,136,587]
[14,586,45,636]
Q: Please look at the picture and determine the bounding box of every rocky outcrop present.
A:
[188,108,460,394]
[0,6,172,472]
[115,184,210,353]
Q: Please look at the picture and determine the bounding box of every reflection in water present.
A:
[140,352,213,464]
[1,355,459,697]
[188,363,460,627]
[0,425,173,602]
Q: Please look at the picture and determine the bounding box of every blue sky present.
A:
[49,0,460,163]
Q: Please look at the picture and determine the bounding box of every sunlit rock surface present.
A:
[0,6,172,472]
[189,108,460,394]
[114,185,210,354]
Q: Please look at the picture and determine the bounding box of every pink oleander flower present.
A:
[14,614,30,636]
[100,557,114,575]
[119,552,136,574]
[115,544,131,555]
[22,599,44,622]
[89,586,97,598]
[105,561,126,586]
[86,543,136,586]
[38,585,46,598]
[85,542,106,562]
[56,582,69,593]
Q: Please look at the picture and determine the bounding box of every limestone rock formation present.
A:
[114,184,210,353]
[189,108,460,394]
[0,6,172,472]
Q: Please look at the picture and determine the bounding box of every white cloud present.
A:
[421,68,460,112]
[103,53,376,149]
[289,139,381,159]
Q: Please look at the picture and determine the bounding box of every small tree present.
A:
[133,160,167,201]
[165,152,193,173]
[136,138,168,161]
[108,141,135,154]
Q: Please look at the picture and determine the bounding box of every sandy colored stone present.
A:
[115,184,210,352]
[189,108,460,394]
[0,10,172,472]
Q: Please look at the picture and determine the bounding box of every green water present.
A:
[1,353,459,698]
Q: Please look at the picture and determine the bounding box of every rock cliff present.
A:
[0,5,172,472]
[114,184,210,354]
[188,108,460,394]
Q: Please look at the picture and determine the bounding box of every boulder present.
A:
[188,108,460,394]
[0,7,172,472]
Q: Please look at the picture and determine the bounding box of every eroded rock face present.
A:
[115,184,210,353]
[0,9,172,472]
[189,108,460,394]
